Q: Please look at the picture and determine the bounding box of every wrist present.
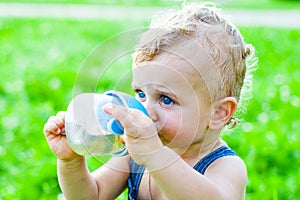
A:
[57,156,85,169]
[142,146,180,172]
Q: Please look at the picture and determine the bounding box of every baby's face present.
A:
[132,51,214,152]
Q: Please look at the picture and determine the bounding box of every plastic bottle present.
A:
[65,90,148,156]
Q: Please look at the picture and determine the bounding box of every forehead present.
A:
[132,66,199,106]
[132,61,192,87]
[132,58,207,100]
[133,43,212,88]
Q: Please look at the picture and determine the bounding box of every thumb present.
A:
[103,103,128,120]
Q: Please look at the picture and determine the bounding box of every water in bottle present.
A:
[65,91,148,156]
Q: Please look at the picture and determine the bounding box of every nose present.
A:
[144,102,159,122]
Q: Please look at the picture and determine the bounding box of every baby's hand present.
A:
[104,104,163,165]
[43,111,82,161]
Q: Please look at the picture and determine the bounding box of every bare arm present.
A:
[145,147,247,200]
[57,155,130,200]
[57,157,98,199]
[92,155,130,199]
[105,106,247,200]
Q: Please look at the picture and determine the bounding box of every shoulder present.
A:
[205,154,247,200]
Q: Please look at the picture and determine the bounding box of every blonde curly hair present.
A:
[133,2,257,126]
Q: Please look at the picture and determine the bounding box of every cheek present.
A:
[160,110,196,137]
[160,112,181,139]
[161,109,206,142]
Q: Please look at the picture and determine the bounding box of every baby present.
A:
[44,2,255,199]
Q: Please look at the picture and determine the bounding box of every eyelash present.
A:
[134,89,174,106]
[135,89,146,100]
[160,95,174,106]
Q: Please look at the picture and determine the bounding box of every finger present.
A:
[104,104,156,139]
[56,111,66,133]
[126,109,159,140]
[43,121,62,135]
[103,104,137,138]
[104,104,133,129]
[103,103,124,115]
[103,104,129,121]
[104,104,138,136]
[127,109,150,125]
[56,111,66,122]
[47,116,65,129]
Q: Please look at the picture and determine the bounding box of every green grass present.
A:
[0,17,143,199]
[1,0,300,9]
[0,17,300,199]
[224,27,300,199]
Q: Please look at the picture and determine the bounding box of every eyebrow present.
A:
[154,85,176,97]
[132,82,178,99]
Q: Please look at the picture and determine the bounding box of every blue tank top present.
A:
[127,146,237,200]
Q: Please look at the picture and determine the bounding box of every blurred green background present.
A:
[1,0,300,9]
[0,0,300,199]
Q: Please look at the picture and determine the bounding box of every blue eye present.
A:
[136,90,146,99]
[161,96,173,105]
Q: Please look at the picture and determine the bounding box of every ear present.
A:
[209,97,238,130]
